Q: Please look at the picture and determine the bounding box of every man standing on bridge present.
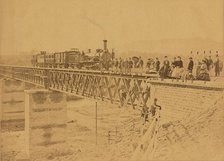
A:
[138,56,144,74]
[155,57,160,72]
[128,58,133,73]
[214,55,220,77]
[162,56,170,78]
[187,57,194,73]
[187,57,194,80]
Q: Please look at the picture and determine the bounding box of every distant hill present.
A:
[117,38,223,59]
[0,38,223,65]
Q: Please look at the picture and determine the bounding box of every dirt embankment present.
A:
[153,96,224,160]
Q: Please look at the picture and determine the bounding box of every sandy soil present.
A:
[1,98,144,161]
[2,94,224,161]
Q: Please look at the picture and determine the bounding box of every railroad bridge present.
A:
[0,64,155,108]
[0,64,224,160]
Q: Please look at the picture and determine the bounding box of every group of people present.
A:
[112,57,144,73]
[110,56,162,74]
[199,55,223,77]
[159,54,223,80]
[159,55,192,79]
[109,53,223,81]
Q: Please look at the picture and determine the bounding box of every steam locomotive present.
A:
[31,40,114,70]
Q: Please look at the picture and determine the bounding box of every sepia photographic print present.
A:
[0,0,224,161]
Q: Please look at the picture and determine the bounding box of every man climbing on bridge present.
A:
[150,98,162,121]
[141,104,150,125]
[141,98,162,125]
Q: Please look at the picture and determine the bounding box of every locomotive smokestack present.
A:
[103,40,107,51]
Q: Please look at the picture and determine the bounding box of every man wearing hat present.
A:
[188,57,194,73]
[150,98,162,121]
[155,57,160,72]
[214,55,220,76]
[163,56,170,78]
[146,58,152,70]
[187,57,194,80]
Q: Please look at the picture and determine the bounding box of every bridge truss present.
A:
[0,65,157,109]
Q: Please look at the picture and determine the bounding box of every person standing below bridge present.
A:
[150,98,162,121]
[119,85,127,107]
[141,104,149,125]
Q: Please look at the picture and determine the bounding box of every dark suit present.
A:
[163,60,170,78]
[155,60,160,71]
[188,60,194,73]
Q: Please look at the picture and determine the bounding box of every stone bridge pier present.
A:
[24,90,68,160]
[0,79,26,130]
[0,78,28,161]
[0,78,68,160]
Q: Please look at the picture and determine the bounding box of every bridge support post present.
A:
[24,89,68,160]
[0,79,38,160]
[0,79,25,131]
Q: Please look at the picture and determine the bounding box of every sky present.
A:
[0,0,223,55]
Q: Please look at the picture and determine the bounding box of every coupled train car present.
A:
[31,40,114,70]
